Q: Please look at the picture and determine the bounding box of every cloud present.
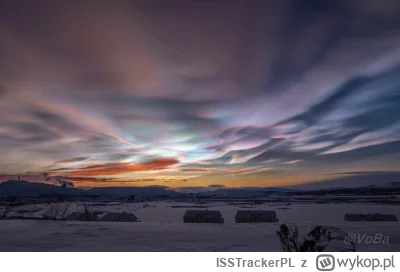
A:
[0,1,400,186]
[208,184,226,189]
[281,160,303,165]
[179,169,209,172]
[53,157,89,165]
[243,66,399,169]
[54,159,179,177]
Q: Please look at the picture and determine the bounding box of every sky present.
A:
[0,0,399,188]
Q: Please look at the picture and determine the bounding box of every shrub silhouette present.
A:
[0,196,20,219]
[277,224,355,252]
[42,201,72,220]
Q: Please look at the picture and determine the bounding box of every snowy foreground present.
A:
[0,202,399,251]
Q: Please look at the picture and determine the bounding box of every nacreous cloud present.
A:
[0,0,400,187]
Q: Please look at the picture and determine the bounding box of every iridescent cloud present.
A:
[0,0,400,188]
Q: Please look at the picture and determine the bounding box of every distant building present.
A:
[235,210,278,223]
[66,212,98,221]
[345,213,398,222]
[99,212,138,222]
[183,210,224,223]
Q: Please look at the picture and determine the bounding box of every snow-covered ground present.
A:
[0,202,399,251]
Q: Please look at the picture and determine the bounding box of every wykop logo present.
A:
[316,255,335,271]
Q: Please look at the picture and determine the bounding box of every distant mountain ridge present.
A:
[0,180,298,198]
[1,180,399,198]
[197,187,298,198]
[0,180,180,198]
[368,182,400,188]
[88,186,181,197]
[0,180,79,197]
